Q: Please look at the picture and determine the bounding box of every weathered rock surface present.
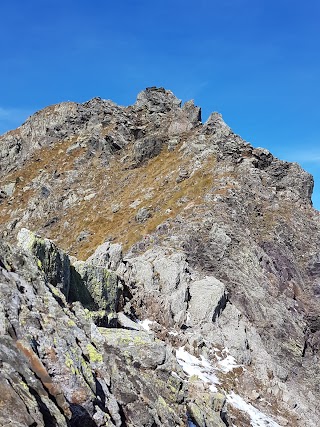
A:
[0,238,199,426]
[0,87,320,426]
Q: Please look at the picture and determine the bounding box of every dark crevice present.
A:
[187,412,198,426]
[111,141,123,152]
[94,376,106,408]
[301,340,308,357]
[0,258,8,270]
[79,354,98,396]
[69,266,98,311]
[92,375,119,427]
[82,353,90,364]
[115,323,131,330]
[185,286,191,303]
[48,286,66,308]
[29,337,40,357]
[69,403,98,427]
[27,385,58,427]
[180,324,190,330]
[212,293,228,323]
[118,403,127,427]
[5,314,17,340]
[20,363,67,420]
[221,409,230,426]
[17,284,26,293]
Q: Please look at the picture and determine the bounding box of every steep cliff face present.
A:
[0,87,320,426]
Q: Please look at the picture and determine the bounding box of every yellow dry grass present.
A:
[52,147,216,258]
[0,137,84,226]
[3,132,297,262]
[0,137,222,259]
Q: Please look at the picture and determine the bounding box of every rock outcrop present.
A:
[1,87,320,426]
[0,236,189,426]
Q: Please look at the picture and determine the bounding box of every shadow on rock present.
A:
[69,404,98,427]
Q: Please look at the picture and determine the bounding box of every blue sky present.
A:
[1,0,320,208]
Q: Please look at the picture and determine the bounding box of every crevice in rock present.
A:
[17,343,68,419]
[29,336,40,357]
[17,283,25,293]
[27,384,59,427]
[212,292,228,323]
[47,286,66,308]
[69,266,98,310]
[92,375,121,427]
[185,286,191,305]
[69,403,98,427]
[81,352,90,364]
[118,403,128,427]
[7,376,32,421]
[301,340,308,357]
[94,376,106,408]
[0,258,8,270]
[5,312,17,340]
[78,356,97,395]
[187,412,198,426]
[221,408,230,426]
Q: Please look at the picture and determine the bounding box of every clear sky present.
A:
[1,0,319,208]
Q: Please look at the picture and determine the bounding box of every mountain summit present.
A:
[0,87,320,426]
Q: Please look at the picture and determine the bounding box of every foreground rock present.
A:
[0,239,190,426]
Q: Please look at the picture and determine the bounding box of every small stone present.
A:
[176,169,189,183]
[84,193,96,201]
[250,390,260,401]
[40,186,50,198]
[66,142,81,154]
[2,182,16,197]
[135,207,152,223]
[111,203,121,213]
[77,230,91,242]
[129,199,142,209]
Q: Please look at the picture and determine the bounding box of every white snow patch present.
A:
[227,392,281,427]
[129,199,142,208]
[139,319,153,331]
[218,354,240,373]
[176,347,279,427]
[176,347,219,392]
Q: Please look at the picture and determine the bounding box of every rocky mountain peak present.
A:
[135,86,182,111]
[0,88,320,426]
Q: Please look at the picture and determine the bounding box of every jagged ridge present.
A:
[0,87,320,426]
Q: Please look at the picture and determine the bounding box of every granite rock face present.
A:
[0,239,193,426]
[0,87,320,426]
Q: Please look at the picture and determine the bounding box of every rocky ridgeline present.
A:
[1,87,320,426]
